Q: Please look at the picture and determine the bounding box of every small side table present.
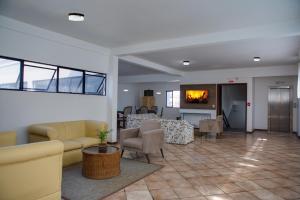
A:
[82,145,120,179]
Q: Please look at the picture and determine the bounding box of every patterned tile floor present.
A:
[104,131,300,200]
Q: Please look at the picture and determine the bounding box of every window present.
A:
[0,55,106,96]
[0,58,21,89]
[23,61,57,92]
[166,90,180,108]
[85,71,106,95]
[58,68,83,93]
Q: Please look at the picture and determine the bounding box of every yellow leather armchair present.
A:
[0,140,64,200]
[0,131,16,147]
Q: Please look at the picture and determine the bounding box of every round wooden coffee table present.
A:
[82,145,120,179]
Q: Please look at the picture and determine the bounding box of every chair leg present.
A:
[145,154,150,164]
[121,149,124,157]
[160,148,164,158]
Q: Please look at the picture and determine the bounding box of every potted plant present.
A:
[98,129,112,146]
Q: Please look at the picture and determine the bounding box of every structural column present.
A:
[107,55,118,142]
[297,62,300,137]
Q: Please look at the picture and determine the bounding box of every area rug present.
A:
[62,158,162,200]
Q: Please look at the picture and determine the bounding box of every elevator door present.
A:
[268,87,291,132]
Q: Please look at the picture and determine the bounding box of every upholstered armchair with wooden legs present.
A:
[199,115,223,136]
[120,120,164,163]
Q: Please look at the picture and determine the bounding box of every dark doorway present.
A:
[217,84,247,132]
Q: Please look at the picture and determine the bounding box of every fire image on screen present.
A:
[185,90,208,104]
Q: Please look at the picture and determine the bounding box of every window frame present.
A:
[166,90,180,108]
[84,70,107,96]
[0,56,23,91]
[0,55,107,96]
[23,61,58,92]
[58,66,84,94]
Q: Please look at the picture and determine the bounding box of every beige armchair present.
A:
[199,115,223,136]
[0,140,64,200]
[120,120,164,163]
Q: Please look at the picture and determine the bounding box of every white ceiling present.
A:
[134,36,300,71]
[118,60,162,76]
[0,0,300,74]
[0,0,299,48]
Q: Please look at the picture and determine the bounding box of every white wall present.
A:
[117,82,180,119]
[254,76,298,132]
[0,16,114,144]
[117,83,139,111]
[137,82,180,119]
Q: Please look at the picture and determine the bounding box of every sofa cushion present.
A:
[123,138,143,150]
[72,137,99,148]
[63,140,82,152]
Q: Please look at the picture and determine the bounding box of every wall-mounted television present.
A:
[185,90,208,104]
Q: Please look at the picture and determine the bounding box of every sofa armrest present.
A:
[27,125,58,141]
[85,120,108,138]
[120,128,139,147]
[142,129,164,154]
[0,131,16,147]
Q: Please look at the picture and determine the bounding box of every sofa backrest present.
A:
[64,121,86,140]
[34,121,85,140]
[139,120,161,137]
[30,120,108,141]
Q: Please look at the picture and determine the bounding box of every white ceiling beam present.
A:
[119,56,184,76]
[113,20,300,56]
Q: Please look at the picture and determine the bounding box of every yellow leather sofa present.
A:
[28,120,107,166]
[0,140,64,200]
[0,131,17,147]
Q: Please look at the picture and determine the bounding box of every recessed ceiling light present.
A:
[253,57,261,62]
[182,61,190,66]
[156,91,162,95]
[123,89,129,92]
[68,13,85,22]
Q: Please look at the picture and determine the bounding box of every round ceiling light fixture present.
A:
[253,57,261,62]
[182,60,190,66]
[68,13,85,22]
[123,89,129,92]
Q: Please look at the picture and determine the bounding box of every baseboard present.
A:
[107,141,118,145]
[246,129,268,134]
[254,129,268,132]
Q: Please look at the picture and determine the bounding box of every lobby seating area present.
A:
[1,1,300,200]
